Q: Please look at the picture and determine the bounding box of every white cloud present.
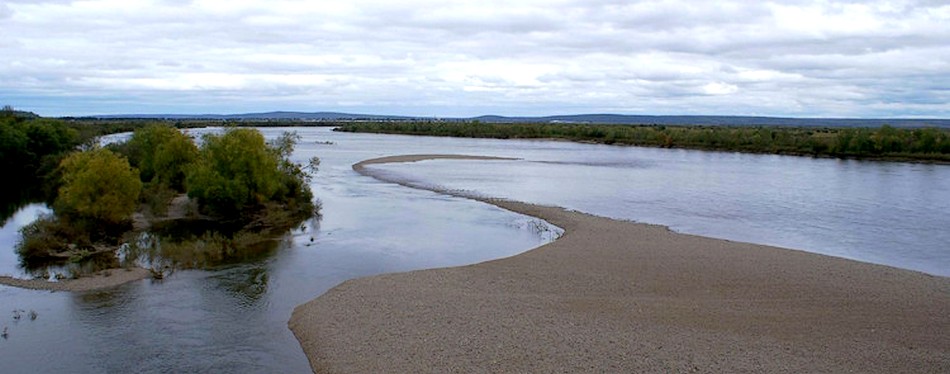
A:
[0,0,948,117]
[702,82,739,96]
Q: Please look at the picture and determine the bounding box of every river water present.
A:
[369,139,950,277]
[1,127,947,373]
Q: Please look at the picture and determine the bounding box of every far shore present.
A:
[0,267,150,292]
[290,154,950,373]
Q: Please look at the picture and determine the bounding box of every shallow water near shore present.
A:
[1,127,948,373]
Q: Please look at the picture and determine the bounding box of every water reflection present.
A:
[0,183,47,226]
[213,265,270,304]
[0,201,320,284]
[74,285,131,310]
[128,215,318,272]
[0,204,53,278]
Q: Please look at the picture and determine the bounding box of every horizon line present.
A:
[64,111,950,121]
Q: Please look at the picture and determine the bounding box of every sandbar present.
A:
[290,154,950,373]
[0,267,150,292]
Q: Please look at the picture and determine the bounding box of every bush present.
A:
[1,114,79,196]
[123,124,198,191]
[185,129,316,223]
[187,128,288,217]
[0,118,30,179]
[16,215,89,263]
[56,148,142,225]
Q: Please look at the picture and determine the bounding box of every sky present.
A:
[1,0,948,118]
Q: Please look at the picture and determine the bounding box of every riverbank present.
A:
[0,266,150,292]
[335,122,950,163]
[289,154,950,373]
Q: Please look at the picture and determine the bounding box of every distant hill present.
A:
[85,111,950,129]
[1,108,40,119]
[90,111,417,121]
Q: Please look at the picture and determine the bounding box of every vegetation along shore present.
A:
[1,108,318,291]
[336,121,950,163]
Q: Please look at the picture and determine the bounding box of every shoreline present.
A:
[334,124,950,165]
[0,267,150,292]
[290,154,950,373]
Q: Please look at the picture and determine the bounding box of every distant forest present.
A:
[84,111,950,129]
[336,122,950,163]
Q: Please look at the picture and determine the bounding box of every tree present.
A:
[186,128,284,217]
[0,118,29,176]
[56,148,142,225]
[1,116,80,209]
[124,124,197,191]
[268,131,316,212]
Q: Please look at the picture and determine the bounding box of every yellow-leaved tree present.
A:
[56,148,142,225]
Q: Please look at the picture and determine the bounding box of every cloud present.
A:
[0,3,13,20]
[702,82,739,96]
[0,0,948,117]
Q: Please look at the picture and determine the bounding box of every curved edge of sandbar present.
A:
[352,154,602,218]
[290,154,950,374]
[353,154,519,169]
[0,267,151,292]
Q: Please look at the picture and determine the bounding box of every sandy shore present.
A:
[0,267,150,292]
[290,154,950,373]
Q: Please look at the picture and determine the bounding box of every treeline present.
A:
[62,117,337,132]
[336,122,950,162]
[1,107,83,219]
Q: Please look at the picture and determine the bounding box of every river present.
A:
[0,127,946,373]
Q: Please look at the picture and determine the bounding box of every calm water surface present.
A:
[1,127,947,373]
[372,142,950,277]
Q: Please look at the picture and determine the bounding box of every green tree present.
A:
[0,118,29,174]
[1,115,82,219]
[56,148,142,225]
[834,129,855,154]
[24,119,78,157]
[268,131,316,211]
[123,125,198,191]
[874,125,903,153]
[186,128,284,217]
[913,129,938,153]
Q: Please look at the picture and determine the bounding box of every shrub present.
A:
[123,124,197,191]
[16,215,89,263]
[1,115,79,196]
[56,148,142,225]
[186,128,316,223]
[187,128,284,217]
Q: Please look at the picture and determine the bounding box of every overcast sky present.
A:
[1,0,948,117]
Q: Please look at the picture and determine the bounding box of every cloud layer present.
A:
[2,0,948,117]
